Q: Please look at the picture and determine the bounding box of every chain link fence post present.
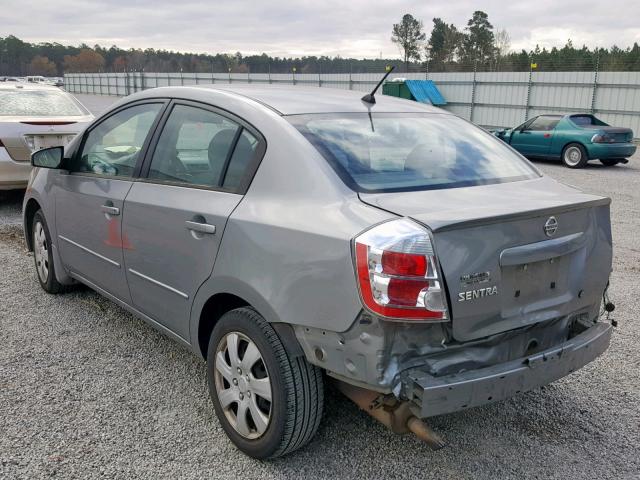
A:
[524,60,533,121]
[591,54,600,114]
[470,61,477,122]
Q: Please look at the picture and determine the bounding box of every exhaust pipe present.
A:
[335,380,446,450]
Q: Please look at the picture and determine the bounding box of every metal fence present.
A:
[64,70,640,138]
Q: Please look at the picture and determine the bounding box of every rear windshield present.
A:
[569,114,608,127]
[288,113,539,193]
[0,89,86,116]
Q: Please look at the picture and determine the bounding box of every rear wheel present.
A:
[207,307,324,459]
[600,158,621,166]
[562,143,588,168]
[32,210,66,294]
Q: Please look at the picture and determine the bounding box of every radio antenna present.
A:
[361,66,395,105]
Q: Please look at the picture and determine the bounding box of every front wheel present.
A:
[32,210,66,294]
[562,143,588,168]
[207,307,324,459]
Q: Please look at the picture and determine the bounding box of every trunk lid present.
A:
[360,177,612,341]
[579,125,634,143]
[0,116,91,161]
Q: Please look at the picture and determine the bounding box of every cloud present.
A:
[3,0,639,57]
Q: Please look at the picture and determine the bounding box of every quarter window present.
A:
[74,103,162,177]
[148,104,258,189]
[222,129,259,189]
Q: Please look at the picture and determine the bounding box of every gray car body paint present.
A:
[23,85,614,416]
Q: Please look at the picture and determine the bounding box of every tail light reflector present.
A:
[354,218,448,321]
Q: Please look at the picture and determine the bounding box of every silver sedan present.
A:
[23,84,614,459]
[0,83,93,190]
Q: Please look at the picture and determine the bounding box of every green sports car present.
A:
[493,114,636,168]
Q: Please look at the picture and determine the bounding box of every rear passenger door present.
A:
[121,101,264,340]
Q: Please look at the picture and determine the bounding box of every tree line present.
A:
[2,18,640,77]
[392,11,640,72]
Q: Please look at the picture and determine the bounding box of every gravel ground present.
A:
[0,101,639,479]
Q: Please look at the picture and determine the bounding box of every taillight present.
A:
[591,133,616,144]
[354,218,448,322]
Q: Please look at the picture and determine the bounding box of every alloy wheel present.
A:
[214,331,272,439]
[564,146,582,166]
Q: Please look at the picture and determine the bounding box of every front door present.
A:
[122,102,262,339]
[510,116,560,157]
[55,102,164,302]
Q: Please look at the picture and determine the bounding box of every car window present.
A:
[570,114,608,127]
[222,129,259,189]
[0,89,87,116]
[527,116,561,131]
[148,104,257,189]
[289,113,539,193]
[74,103,162,177]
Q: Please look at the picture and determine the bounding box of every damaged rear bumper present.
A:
[402,321,612,418]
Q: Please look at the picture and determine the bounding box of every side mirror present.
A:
[31,146,64,169]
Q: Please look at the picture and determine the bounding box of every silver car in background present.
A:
[23,85,614,459]
[0,83,93,190]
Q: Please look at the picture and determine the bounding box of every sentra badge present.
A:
[458,286,498,302]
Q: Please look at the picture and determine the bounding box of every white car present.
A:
[0,83,93,190]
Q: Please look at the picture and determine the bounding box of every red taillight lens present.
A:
[381,250,427,276]
[354,219,448,322]
[387,278,429,306]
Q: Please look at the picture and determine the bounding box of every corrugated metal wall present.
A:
[64,71,640,138]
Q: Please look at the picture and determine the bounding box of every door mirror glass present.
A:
[31,146,63,169]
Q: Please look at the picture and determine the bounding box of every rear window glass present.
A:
[288,113,539,193]
[569,115,608,127]
[0,89,86,116]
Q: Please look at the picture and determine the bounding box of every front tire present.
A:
[562,143,588,168]
[207,307,324,459]
[32,210,66,294]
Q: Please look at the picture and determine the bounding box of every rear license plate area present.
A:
[500,254,572,316]
[25,134,75,152]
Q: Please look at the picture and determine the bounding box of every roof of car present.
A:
[0,83,62,91]
[131,84,445,116]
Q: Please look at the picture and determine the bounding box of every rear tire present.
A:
[562,143,588,168]
[599,158,621,166]
[207,307,324,459]
[32,210,66,294]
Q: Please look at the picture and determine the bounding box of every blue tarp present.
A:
[404,80,447,106]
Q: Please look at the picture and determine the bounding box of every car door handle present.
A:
[185,221,216,235]
[101,205,120,216]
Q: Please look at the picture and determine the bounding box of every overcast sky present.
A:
[4,0,639,58]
